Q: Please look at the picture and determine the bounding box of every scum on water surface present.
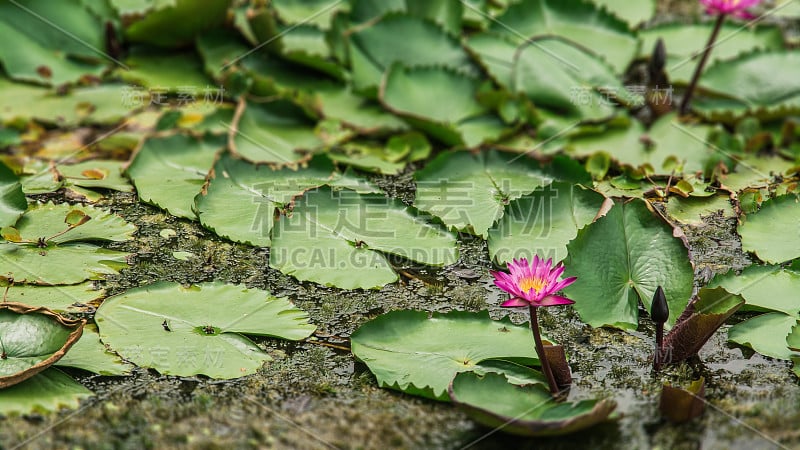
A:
[3,0,800,447]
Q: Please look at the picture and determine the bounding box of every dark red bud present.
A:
[651,286,669,324]
[651,38,666,73]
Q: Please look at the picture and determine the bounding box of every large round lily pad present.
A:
[1,203,133,285]
[739,194,800,264]
[350,310,548,400]
[564,199,694,330]
[270,186,458,289]
[0,303,85,388]
[95,282,316,379]
[413,150,552,238]
[448,372,617,437]
[488,182,609,264]
[127,133,226,219]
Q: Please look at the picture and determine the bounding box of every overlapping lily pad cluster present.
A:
[1,0,800,437]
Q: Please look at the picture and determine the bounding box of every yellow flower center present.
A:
[519,276,546,294]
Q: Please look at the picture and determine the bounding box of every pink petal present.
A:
[511,258,529,274]
[492,272,521,296]
[731,10,756,19]
[521,256,534,281]
[736,0,763,8]
[537,295,575,307]
[522,288,540,303]
[551,276,578,293]
[496,280,520,297]
[700,0,763,16]
[491,270,511,284]
[501,297,530,307]
[547,264,566,284]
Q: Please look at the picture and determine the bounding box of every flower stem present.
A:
[654,322,664,371]
[679,14,726,116]
[529,305,559,396]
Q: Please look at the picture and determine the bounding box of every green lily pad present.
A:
[728,312,799,360]
[325,130,425,174]
[327,142,407,175]
[511,37,638,122]
[55,324,133,376]
[118,48,213,90]
[694,51,800,121]
[119,0,231,48]
[244,4,340,77]
[231,100,322,165]
[233,50,334,97]
[21,160,133,197]
[315,87,409,135]
[569,114,716,175]
[271,0,346,29]
[0,79,135,126]
[665,195,735,226]
[489,0,637,73]
[95,282,316,379]
[349,0,465,34]
[0,368,92,416]
[127,133,226,219]
[709,265,800,315]
[255,22,344,80]
[414,151,552,238]
[1,203,131,285]
[639,23,784,85]
[169,104,236,135]
[1,282,103,314]
[739,194,800,264]
[270,186,458,289]
[196,27,251,80]
[349,0,405,23]
[348,13,477,96]
[592,0,655,27]
[788,324,800,352]
[196,153,339,247]
[13,203,135,244]
[0,0,108,85]
[351,310,547,400]
[0,303,85,388]
[471,359,547,386]
[0,161,26,228]
[0,243,129,285]
[564,199,694,330]
[449,372,617,436]
[717,156,797,194]
[380,65,507,147]
[488,182,609,264]
[0,126,21,147]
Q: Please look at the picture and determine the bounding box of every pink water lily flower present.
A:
[492,256,577,308]
[699,0,763,19]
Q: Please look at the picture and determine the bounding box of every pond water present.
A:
[2,0,800,448]
[2,181,798,450]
